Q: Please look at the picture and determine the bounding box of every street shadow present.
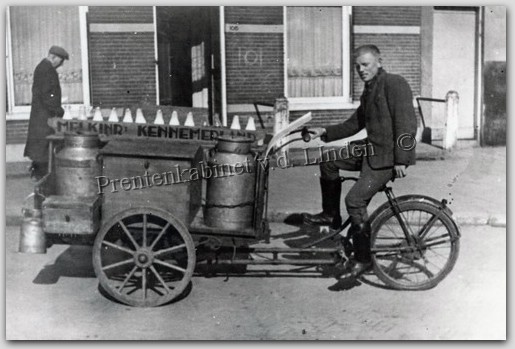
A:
[280,213,343,247]
[359,277,394,290]
[283,213,305,227]
[272,214,315,242]
[327,278,362,291]
[358,273,407,291]
[98,280,193,307]
[278,216,338,250]
[326,269,386,292]
[32,245,95,284]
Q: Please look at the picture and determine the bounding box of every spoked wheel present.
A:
[93,207,196,307]
[370,201,460,290]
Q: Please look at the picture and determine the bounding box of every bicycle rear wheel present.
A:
[370,201,460,290]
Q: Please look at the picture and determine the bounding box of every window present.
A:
[6,6,88,116]
[285,6,351,107]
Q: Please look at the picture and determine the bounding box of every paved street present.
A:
[6,223,505,340]
[4,145,506,340]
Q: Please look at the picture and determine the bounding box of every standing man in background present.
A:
[24,45,69,180]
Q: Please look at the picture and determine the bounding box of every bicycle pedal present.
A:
[319,225,339,235]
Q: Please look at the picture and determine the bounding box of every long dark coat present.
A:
[324,68,417,169]
[24,59,64,162]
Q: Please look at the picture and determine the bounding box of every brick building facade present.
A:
[88,7,157,108]
[5,6,506,160]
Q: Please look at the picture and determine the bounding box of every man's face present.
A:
[355,52,381,82]
[49,55,64,69]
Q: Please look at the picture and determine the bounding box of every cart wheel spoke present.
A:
[102,258,134,271]
[118,266,138,293]
[154,243,187,256]
[142,268,147,300]
[119,220,140,249]
[149,265,171,294]
[142,214,147,248]
[149,222,170,251]
[154,258,186,274]
[102,240,135,255]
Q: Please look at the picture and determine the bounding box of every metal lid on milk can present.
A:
[63,131,100,148]
[215,136,253,154]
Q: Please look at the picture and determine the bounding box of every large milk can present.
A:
[205,137,256,230]
[55,131,102,197]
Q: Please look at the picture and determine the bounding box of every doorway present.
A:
[156,7,221,119]
[432,7,479,140]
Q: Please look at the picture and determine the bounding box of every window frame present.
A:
[5,6,91,121]
[284,6,354,111]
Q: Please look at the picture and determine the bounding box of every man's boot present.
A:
[303,178,342,228]
[338,222,372,278]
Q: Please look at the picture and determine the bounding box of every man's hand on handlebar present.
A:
[308,127,327,142]
[394,165,407,178]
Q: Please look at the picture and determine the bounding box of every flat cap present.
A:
[49,45,69,60]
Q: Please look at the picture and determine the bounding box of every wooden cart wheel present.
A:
[92,207,196,307]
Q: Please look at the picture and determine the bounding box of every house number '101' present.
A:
[238,47,263,66]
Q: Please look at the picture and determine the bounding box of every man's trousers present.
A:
[320,155,393,225]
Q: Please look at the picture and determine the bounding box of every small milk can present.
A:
[19,193,46,254]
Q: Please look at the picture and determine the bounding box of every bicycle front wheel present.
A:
[370,201,460,290]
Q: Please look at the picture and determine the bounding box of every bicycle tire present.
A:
[370,201,460,290]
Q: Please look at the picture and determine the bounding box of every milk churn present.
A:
[205,136,256,230]
[19,193,46,253]
[55,131,102,197]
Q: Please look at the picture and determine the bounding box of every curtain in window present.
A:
[287,7,342,98]
[191,42,208,108]
[9,6,83,106]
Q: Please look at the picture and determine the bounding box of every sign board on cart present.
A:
[51,119,257,142]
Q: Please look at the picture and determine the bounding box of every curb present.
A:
[5,162,31,178]
[487,214,507,228]
[6,212,506,228]
[267,211,506,228]
[6,216,23,228]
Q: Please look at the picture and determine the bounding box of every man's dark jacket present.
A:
[324,68,417,170]
[24,59,64,162]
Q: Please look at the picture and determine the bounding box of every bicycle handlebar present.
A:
[287,126,315,143]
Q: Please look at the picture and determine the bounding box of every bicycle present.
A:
[291,126,461,290]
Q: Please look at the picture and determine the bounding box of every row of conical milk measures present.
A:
[204,136,256,230]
